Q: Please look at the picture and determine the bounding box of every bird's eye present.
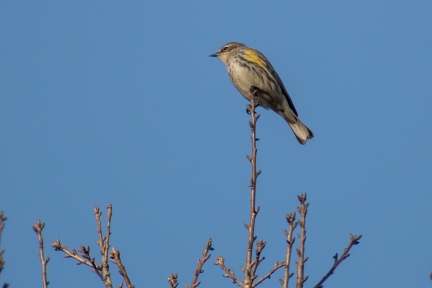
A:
[222,46,229,52]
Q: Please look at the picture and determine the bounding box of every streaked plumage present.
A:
[210,42,314,145]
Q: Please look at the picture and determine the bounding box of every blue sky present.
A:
[1,1,431,287]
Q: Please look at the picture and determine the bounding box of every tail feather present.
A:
[288,119,314,145]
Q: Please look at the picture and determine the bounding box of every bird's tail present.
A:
[288,118,314,145]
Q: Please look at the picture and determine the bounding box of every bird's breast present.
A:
[227,61,264,99]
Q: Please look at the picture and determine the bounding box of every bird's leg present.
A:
[246,86,260,115]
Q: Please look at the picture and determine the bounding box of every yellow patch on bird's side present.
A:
[243,50,266,69]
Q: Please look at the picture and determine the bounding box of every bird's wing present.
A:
[272,71,299,117]
[258,52,299,117]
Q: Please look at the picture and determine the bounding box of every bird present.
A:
[210,42,313,145]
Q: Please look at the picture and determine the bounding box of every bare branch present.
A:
[79,245,107,283]
[244,87,260,287]
[281,212,297,288]
[51,205,117,288]
[0,212,6,251]
[187,238,213,288]
[110,248,135,288]
[52,239,96,267]
[229,88,285,287]
[32,220,49,288]
[214,256,243,287]
[296,194,309,288]
[251,240,266,278]
[314,234,362,288]
[95,205,113,286]
[253,261,285,287]
[0,212,9,288]
[168,273,179,288]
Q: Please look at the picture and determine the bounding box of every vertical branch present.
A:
[282,212,297,288]
[104,205,113,275]
[244,88,261,288]
[32,220,50,288]
[188,238,213,288]
[52,205,129,288]
[0,212,9,288]
[295,194,309,288]
[95,205,113,286]
[0,212,5,250]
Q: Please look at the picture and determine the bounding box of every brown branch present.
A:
[214,256,243,286]
[110,248,135,288]
[244,87,261,288]
[51,205,116,288]
[52,239,97,267]
[0,212,6,252]
[78,245,106,283]
[168,273,179,288]
[314,234,362,288]
[188,238,213,288]
[0,212,9,288]
[32,220,50,288]
[217,87,284,287]
[296,194,309,288]
[251,240,265,278]
[253,260,285,287]
[281,212,297,288]
[95,205,112,286]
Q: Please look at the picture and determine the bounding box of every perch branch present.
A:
[32,220,50,288]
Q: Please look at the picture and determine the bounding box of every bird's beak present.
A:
[209,53,218,57]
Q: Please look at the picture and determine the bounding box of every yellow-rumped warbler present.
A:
[210,42,314,145]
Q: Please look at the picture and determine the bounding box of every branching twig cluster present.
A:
[282,196,362,288]
[213,88,362,288]
[168,238,214,288]
[0,212,9,288]
[24,86,362,288]
[51,205,134,288]
[33,220,50,288]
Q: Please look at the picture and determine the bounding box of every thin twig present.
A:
[0,212,9,288]
[188,238,213,288]
[110,248,135,288]
[79,245,106,283]
[0,212,5,251]
[52,239,98,267]
[168,273,179,288]
[95,205,113,286]
[253,261,285,287]
[251,240,265,278]
[296,194,309,288]
[244,87,261,288]
[32,220,50,288]
[51,205,116,288]
[314,234,362,288]
[281,212,297,288]
[214,256,243,286]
